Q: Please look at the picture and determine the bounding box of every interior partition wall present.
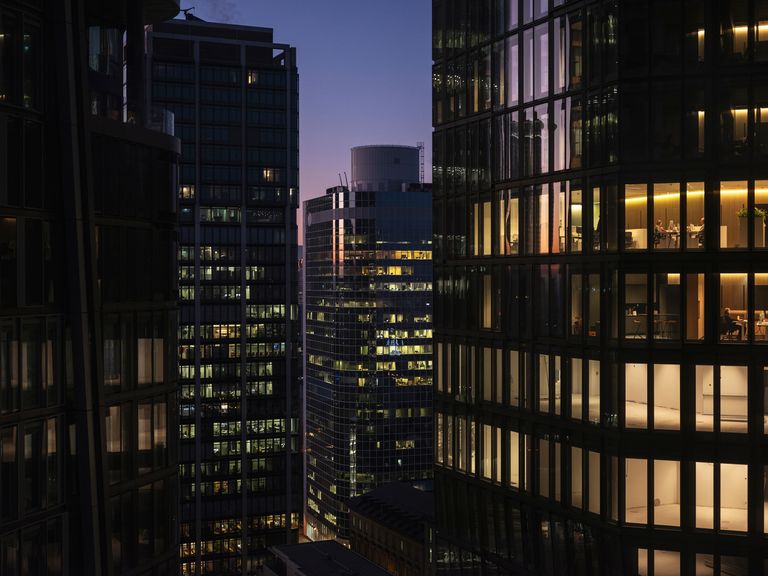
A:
[433,0,768,574]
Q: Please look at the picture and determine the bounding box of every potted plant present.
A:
[737,207,767,247]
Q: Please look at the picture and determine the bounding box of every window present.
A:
[653,365,680,430]
[588,451,600,514]
[720,181,748,249]
[755,180,768,248]
[652,184,681,250]
[522,105,549,176]
[552,183,567,253]
[720,1,749,61]
[569,186,583,252]
[509,430,520,488]
[510,350,520,406]
[695,365,714,432]
[570,273,583,336]
[625,363,647,429]
[588,360,600,424]
[720,463,748,531]
[719,273,748,341]
[506,35,519,107]
[720,89,749,158]
[0,218,16,308]
[685,273,705,340]
[756,274,768,341]
[0,322,18,414]
[625,458,647,525]
[538,437,549,497]
[23,422,43,511]
[720,366,747,433]
[686,182,705,250]
[696,461,714,529]
[653,460,680,527]
[571,446,583,508]
[653,273,680,341]
[586,274,600,338]
[625,184,648,250]
[624,273,648,339]
[0,427,16,521]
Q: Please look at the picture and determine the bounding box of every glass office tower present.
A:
[304,146,433,542]
[148,16,301,575]
[433,1,768,574]
[0,0,180,574]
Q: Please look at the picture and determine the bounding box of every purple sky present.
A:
[183,0,432,224]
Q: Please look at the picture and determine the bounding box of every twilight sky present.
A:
[182,0,433,215]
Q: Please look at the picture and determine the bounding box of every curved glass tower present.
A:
[433,0,768,574]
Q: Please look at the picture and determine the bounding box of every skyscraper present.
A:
[304,145,433,542]
[433,1,768,574]
[0,0,180,574]
[147,16,301,575]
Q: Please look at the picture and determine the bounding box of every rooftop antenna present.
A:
[339,173,343,187]
[343,172,349,188]
[417,141,425,185]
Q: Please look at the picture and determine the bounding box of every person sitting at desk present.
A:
[720,307,743,340]
[654,219,664,246]
[696,217,705,247]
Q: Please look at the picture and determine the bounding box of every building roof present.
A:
[347,483,434,543]
[271,541,391,576]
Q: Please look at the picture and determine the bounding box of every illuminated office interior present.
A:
[433,0,768,574]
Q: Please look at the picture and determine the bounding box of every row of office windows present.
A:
[435,95,768,211]
[437,263,768,343]
[178,245,289,265]
[444,179,768,257]
[434,0,768,76]
[438,418,768,539]
[178,222,288,245]
[438,344,768,433]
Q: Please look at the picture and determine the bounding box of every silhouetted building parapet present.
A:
[348,483,434,576]
[264,541,391,576]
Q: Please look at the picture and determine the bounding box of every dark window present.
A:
[651,82,682,161]
[22,24,39,110]
[23,421,43,511]
[620,84,649,162]
[0,14,19,104]
[651,0,682,73]
[0,427,17,521]
[0,217,17,307]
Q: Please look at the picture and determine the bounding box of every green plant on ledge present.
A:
[737,207,768,220]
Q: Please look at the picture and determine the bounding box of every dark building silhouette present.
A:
[348,482,434,576]
[147,16,301,575]
[0,0,181,574]
[304,146,433,542]
[433,1,768,574]
[264,540,391,576]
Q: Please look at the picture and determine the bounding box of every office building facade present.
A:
[0,0,181,574]
[147,17,301,575]
[304,146,433,542]
[433,0,768,574]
